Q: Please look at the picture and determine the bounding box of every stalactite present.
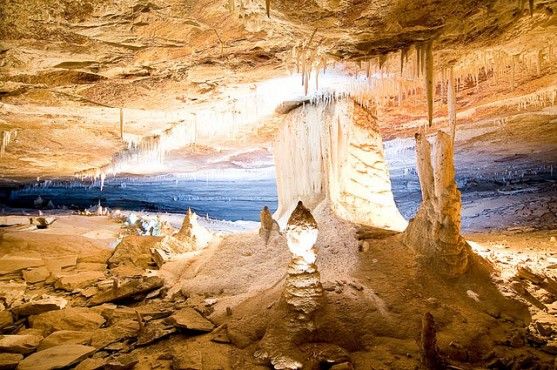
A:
[0,129,17,158]
[265,0,270,17]
[119,108,124,139]
[529,0,534,15]
[425,40,434,127]
[400,47,408,74]
[447,66,457,143]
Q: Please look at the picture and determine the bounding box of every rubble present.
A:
[88,276,164,306]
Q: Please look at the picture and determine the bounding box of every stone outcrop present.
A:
[403,131,470,277]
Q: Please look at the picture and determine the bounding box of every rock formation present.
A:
[274,98,407,231]
[259,201,324,368]
[174,208,211,249]
[403,131,470,277]
[259,206,280,244]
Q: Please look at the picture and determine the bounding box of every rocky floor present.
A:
[0,209,556,369]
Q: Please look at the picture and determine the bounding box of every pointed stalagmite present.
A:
[176,208,195,242]
[174,208,212,249]
[259,206,279,243]
[403,131,470,277]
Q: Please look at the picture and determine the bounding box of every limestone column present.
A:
[403,131,470,277]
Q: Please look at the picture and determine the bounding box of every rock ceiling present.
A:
[0,0,556,180]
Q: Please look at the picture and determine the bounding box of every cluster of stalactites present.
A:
[289,32,556,130]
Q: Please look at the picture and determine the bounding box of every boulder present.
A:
[54,271,105,291]
[0,353,23,370]
[168,307,215,332]
[0,334,42,354]
[29,307,105,334]
[88,276,164,306]
[107,236,160,269]
[22,267,50,284]
[38,330,93,350]
[16,344,96,370]
[11,296,67,317]
[0,256,43,275]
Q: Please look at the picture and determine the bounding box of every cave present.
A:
[0,0,556,369]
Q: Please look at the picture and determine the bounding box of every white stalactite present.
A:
[0,129,18,158]
[447,66,457,143]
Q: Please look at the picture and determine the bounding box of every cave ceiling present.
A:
[0,0,556,180]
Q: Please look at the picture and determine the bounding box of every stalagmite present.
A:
[403,131,470,277]
[284,201,322,312]
[259,206,280,244]
[259,202,323,368]
[420,313,446,370]
[174,208,211,249]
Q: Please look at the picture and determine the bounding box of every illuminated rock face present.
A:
[274,98,407,230]
[404,131,470,277]
[284,201,323,316]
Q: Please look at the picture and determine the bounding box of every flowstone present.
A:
[403,131,470,277]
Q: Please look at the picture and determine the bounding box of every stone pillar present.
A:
[273,98,406,231]
[403,131,470,277]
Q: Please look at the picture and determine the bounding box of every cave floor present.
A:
[0,198,556,369]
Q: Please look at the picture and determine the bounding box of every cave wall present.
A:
[273,98,407,230]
